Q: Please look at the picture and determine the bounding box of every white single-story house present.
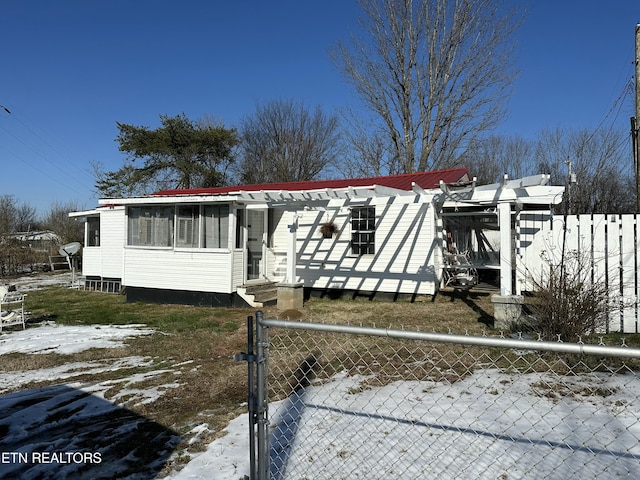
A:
[70,168,564,308]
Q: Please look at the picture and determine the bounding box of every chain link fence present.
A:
[237,314,640,479]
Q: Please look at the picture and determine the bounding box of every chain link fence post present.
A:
[234,315,258,480]
[255,310,270,480]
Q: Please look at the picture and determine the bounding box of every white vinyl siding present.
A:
[78,204,233,291]
[294,199,437,296]
[124,248,234,293]
[83,207,125,280]
[86,196,440,298]
[101,207,126,279]
[120,203,235,293]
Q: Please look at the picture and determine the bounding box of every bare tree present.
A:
[534,127,635,214]
[0,195,38,235]
[459,134,535,184]
[336,109,398,178]
[526,249,615,342]
[332,0,522,175]
[0,195,19,235]
[235,99,340,184]
[15,203,39,232]
[42,201,84,244]
[0,196,42,276]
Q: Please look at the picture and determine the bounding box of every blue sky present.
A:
[0,1,638,216]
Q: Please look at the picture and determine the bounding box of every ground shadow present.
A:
[444,290,494,327]
[269,356,319,480]
[269,389,307,480]
[0,385,180,479]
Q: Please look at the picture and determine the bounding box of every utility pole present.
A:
[635,24,640,212]
[566,158,576,215]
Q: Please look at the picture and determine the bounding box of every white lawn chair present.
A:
[442,251,479,290]
[0,285,26,332]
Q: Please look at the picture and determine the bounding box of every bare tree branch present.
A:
[236,99,340,184]
[332,0,522,175]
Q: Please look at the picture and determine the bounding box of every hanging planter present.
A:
[319,221,339,239]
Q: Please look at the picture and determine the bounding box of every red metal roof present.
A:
[152,168,470,197]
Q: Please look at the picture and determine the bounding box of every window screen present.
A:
[127,206,174,246]
[203,205,229,248]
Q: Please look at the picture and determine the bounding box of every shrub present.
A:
[526,248,613,342]
[0,236,50,276]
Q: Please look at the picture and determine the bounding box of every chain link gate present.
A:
[237,311,640,479]
[235,312,268,480]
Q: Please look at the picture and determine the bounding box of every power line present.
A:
[593,76,634,135]
[0,103,96,192]
[0,141,86,197]
[9,110,94,182]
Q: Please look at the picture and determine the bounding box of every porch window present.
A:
[203,205,229,248]
[176,206,200,247]
[235,209,244,249]
[127,206,174,246]
[87,216,100,247]
[351,206,375,255]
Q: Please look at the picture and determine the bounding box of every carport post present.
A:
[498,201,513,296]
[285,215,299,283]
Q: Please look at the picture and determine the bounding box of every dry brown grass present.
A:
[267,291,495,333]
[260,291,497,404]
[2,287,497,470]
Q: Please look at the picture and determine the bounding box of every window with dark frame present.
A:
[351,206,375,255]
[87,216,100,247]
[235,208,244,249]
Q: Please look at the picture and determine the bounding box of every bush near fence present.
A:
[0,238,50,277]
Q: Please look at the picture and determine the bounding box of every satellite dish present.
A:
[59,242,82,258]
[58,242,82,286]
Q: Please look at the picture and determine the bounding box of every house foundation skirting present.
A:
[84,276,122,293]
[125,287,250,308]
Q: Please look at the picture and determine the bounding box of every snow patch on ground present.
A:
[165,369,640,479]
[3,271,76,291]
[0,322,155,355]
[0,356,152,394]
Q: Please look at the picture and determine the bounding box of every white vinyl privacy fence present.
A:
[516,212,640,333]
[237,312,640,480]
